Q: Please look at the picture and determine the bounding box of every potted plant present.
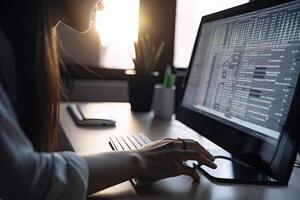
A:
[127,35,165,112]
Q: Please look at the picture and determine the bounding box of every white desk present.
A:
[60,102,300,200]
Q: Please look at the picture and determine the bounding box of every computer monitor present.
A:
[176,0,300,185]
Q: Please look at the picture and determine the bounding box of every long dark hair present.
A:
[0,0,62,152]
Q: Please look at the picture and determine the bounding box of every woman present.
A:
[0,0,217,199]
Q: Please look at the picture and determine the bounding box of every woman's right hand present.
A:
[134,138,217,183]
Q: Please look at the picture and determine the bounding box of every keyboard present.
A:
[109,133,152,151]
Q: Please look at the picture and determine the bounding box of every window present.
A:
[96,0,140,69]
[173,0,249,68]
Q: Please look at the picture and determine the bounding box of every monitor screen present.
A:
[182,0,300,145]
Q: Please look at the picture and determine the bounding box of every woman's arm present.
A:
[83,151,140,194]
[84,138,217,195]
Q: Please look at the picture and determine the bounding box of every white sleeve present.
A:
[44,152,89,200]
[0,83,89,200]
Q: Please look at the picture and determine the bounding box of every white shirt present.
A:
[0,82,89,199]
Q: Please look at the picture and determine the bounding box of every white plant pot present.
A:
[153,84,175,119]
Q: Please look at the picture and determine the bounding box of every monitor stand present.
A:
[195,150,281,185]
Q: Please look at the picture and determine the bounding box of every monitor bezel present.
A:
[176,0,300,183]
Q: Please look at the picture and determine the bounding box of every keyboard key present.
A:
[138,133,152,144]
[109,137,122,151]
[132,134,147,146]
[128,135,143,149]
[123,136,138,150]
[116,136,131,150]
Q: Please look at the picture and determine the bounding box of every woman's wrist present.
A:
[129,150,144,179]
[83,150,146,194]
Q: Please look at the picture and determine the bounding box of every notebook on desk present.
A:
[67,104,116,127]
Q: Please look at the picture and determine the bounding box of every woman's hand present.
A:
[135,138,217,183]
[84,138,216,193]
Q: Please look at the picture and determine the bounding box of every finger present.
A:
[162,138,174,141]
[165,139,214,162]
[194,144,215,161]
[160,138,178,147]
[182,139,215,161]
[173,150,217,169]
[160,138,186,150]
[142,139,178,151]
[180,165,200,181]
[163,138,186,149]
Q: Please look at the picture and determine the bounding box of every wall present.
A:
[139,0,177,77]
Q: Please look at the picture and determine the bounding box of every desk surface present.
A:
[60,102,300,200]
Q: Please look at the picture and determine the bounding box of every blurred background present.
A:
[59,0,249,102]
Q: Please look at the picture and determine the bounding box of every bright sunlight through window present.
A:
[96,0,140,69]
[174,0,249,68]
